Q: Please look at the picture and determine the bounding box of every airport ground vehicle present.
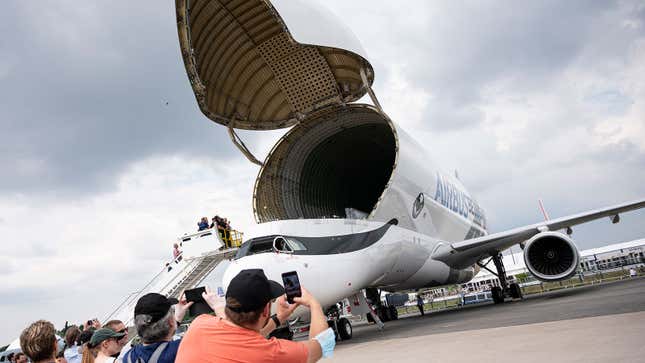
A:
[462,291,494,306]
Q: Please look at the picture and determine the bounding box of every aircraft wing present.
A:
[434,198,645,269]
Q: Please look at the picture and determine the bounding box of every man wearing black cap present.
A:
[176,269,330,363]
[122,293,192,363]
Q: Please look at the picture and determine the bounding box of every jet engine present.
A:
[523,232,580,282]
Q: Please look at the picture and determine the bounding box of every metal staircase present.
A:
[104,226,243,327]
[166,249,237,299]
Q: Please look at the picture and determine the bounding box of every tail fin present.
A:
[538,199,572,235]
[538,199,550,221]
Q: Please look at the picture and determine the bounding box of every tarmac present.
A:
[328,277,645,363]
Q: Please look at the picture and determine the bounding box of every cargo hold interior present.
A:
[254,106,397,222]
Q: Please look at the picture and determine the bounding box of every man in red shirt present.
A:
[176,269,330,363]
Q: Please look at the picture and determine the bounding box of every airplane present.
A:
[173,0,645,339]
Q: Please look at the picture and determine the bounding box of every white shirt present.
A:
[64,345,82,363]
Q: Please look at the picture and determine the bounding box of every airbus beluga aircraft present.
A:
[174,0,645,337]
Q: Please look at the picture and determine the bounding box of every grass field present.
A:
[396,269,642,316]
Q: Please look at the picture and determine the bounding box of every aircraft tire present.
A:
[378,306,390,322]
[366,313,375,323]
[491,286,504,304]
[337,318,352,340]
[388,305,399,320]
[509,283,523,299]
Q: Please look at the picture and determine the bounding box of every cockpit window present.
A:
[234,223,393,260]
[249,239,274,255]
[274,237,291,252]
[284,237,307,251]
[234,236,273,259]
[235,241,251,259]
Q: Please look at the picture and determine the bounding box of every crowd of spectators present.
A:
[10,269,334,363]
[2,354,27,363]
[1,317,130,363]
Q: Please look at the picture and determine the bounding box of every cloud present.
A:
[1,0,645,345]
[0,155,260,340]
[0,1,237,197]
[325,1,643,132]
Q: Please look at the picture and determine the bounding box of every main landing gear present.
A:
[365,288,399,322]
[479,253,523,304]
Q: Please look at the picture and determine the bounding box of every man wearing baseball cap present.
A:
[176,269,333,363]
[122,293,193,363]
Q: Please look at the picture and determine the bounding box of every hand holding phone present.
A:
[184,286,214,316]
[202,287,225,313]
[281,271,302,304]
[291,287,318,308]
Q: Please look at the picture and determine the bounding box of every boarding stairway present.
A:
[103,226,243,327]
[165,249,237,299]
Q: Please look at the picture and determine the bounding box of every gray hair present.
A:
[134,307,174,343]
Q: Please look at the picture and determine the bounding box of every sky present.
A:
[1,0,644,344]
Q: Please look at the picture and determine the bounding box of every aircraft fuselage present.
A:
[223,145,488,311]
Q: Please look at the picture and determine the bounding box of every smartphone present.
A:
[184,286,214,316]
[281,271,302,304]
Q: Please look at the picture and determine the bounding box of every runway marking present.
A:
[329,311,645,363]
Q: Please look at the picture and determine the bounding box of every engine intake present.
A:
[523,232,580,282]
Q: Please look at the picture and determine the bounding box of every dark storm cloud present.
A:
[355,1,642,131]
[3,1,640,199]
[0,1,235,196]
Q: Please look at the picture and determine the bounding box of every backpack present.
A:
[125,342,169,363]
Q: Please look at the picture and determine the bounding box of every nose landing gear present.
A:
[325,302,354,341]
[329,317,352,340]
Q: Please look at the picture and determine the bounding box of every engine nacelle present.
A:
[523,232,580,282]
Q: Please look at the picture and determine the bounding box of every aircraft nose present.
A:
[221,255,281,292]
[221,261,243,291]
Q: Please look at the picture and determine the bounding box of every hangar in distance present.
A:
[174,0,645,337]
